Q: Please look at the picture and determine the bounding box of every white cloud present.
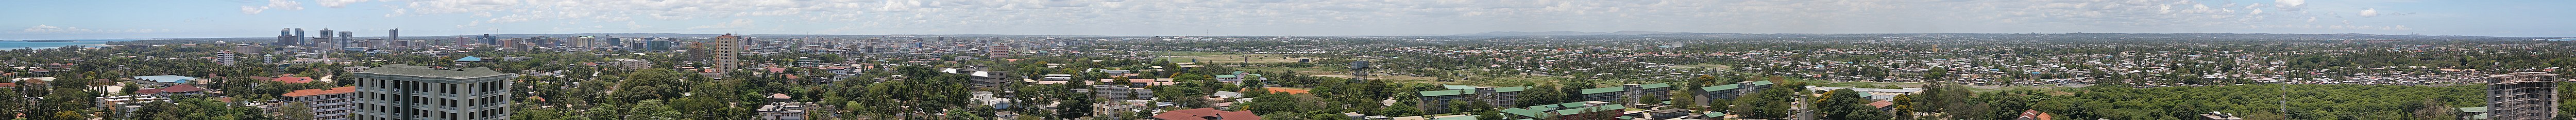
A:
[2359,8,2379,17]
[2274,0,2305,11]
[318,0,365,8]
[238,0,303,14]
[17,25,167,34]
[241,6,264,14]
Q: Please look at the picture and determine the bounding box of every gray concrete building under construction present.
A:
[2486,72,2560,120]
[350,65,518,120]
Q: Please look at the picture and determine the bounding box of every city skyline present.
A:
[5,0,2573,40]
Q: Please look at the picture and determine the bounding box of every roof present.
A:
[455,56,483,62]
[2459,107,2488,113]
[1639,83,1672,89]
[1419,89,1471,97]
[132,75,199,83]
[272,77,316,83]
[1867,100,1895,108]
[1444,85,1478,90]
[1249,87,1309,95]
[1748,81,1775,86]
[141,84,208,94]
[357,65,515,79]
[1215,111,1261,120]
[1429,115,1478,120]
[282,86,357,97]
[0,83,14,87]
[1214,75,1239,78]
[1494,86,1530,93]
[1154,108,1250,120]
[769,93,793,99]
[1702,84,1741,92]
[1580,87,1624,94]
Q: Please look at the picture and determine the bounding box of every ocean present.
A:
[0,39,138,50]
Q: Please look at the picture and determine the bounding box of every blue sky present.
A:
[1,0,2568,39]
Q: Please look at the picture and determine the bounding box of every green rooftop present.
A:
[1640,83,1672,89]
[1420,89,1472,97]
[1580,87,1625,94]
[1495,86,1530,93]
[1445,85,1479,90]
[1702,84,1741,92]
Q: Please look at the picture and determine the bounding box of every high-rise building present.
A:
[353,65,513,120]
[351,65,517,120]
[475,34,499,45]
[338,31,355,48]
[279,28,300,47]
[644,40,673,51]
[571,36,595,48]
[2488,72,2562,120]
[295,28,307,46]
[387,29,399,41]
[318,29,337,47]
[708,34,743,72]
[987,44,1011,58]
[605,38,623,49]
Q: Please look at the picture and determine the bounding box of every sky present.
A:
[1,0,2569,39]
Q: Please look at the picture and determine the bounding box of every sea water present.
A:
[0,39,137,50]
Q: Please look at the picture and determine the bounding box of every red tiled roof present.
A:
[1216,111,1261,120]
[1867,100,1895,108]
[282,86,357,97]
[0,83,14,87]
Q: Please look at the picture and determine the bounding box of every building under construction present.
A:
[2486,72,2561,120]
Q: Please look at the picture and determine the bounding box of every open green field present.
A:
[1152,51,1311,64]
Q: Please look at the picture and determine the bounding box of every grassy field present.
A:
[1152,51,1311,64]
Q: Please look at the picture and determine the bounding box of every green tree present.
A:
[1731,85,1795,119]
[278,102,316,120]
[1820,89,1891,120]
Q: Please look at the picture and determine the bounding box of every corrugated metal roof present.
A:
[1419,89,1471,97]
[132,75,198,83]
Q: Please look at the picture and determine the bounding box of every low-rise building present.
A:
[282,86,358,120]
[1499,101,1626,119]
[758,102,811,120]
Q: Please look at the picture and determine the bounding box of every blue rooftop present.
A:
[456,56,484,62]
[132,75,199,83]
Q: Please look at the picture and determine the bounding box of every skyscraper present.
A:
[316,29,337,49]
[278,28,299,47]
[388,29,400,42]
[294,28,308,46]
[475,34,498,45]
[338,31,355,48]
[350,65,517,120]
